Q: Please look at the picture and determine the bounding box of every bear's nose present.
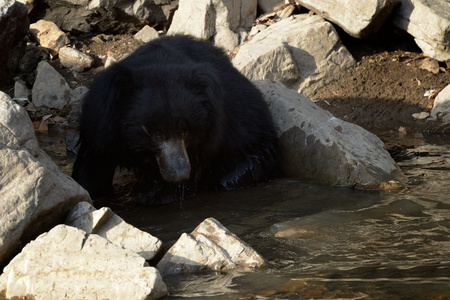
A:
[156,138,191,183]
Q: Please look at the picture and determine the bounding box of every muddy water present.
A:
[115,139,450,300]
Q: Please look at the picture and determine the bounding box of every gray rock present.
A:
[0,225,167,300]
[393,0,450,61]
[258,0,284,13]
[66,202,164,261]
[18,43,49,73]
[59,46,95,72]
[430,84,450,123]
[0,0,29,88]
[233,14,356,97]
[0,92,90,267]
[254,80,405,189]
[157,217,266,275]
[135,25,160,43]
[32,61,74,109]
[29,20,70,55]
[168,0,257,50]
[13,79,31,103]
[294,0,399,38]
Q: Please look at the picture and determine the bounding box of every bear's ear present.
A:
[80,64,134,149]
[187,64,224,106]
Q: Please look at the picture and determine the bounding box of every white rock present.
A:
[29,20,70,55]
[32,61,74,109]
[59,46,95,72]
[135,25,159,43]
[0,225,167,300]
[13,79,30,103]
[294,0,399,38]
[66,202,163,261]
[168,0,257,48]
[254,80,405,189]
[430,83,450,123]
[157,217,266,275]
[233,14,356,97]
[393,0,450,61]
[0,92,90,267]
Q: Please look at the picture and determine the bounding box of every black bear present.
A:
[72,35,277,205]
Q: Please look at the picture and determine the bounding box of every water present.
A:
[118,142,450,299]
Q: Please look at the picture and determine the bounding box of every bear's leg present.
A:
[72,144,117,198]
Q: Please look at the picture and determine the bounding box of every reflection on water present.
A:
[119,144,450,299]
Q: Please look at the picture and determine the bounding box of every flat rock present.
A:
[0,225,167,300]
[66,202,163,261]
[157,218,266,275]
[0,92,90,267]
[293,0,399,38]
[393,0,450,61]
[232,14,356,97]
[59,46,95,72]
[254,80,405,189]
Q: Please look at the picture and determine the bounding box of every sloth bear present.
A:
[72,35,278,205]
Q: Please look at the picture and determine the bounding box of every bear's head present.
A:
[118,64,225,184]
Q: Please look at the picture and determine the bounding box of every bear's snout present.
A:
[156,138,191,183]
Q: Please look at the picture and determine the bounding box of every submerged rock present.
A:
[66,202,164,261]
[255,80,405,190]
[157,218,266,275]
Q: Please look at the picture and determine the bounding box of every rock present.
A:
[168,0,257,50]
[86,0,174,29]
[0,225,167,300]
[32,61,74,109]
[254,80,405,189]
[430,83,450,123]
[13,79,31,103]
[66,202,163,261]
[59,46,95,72]
[393,0,450,61]
[293,0,399,38]
[17,43,49,73]
[0,0,29,88]
[233,14,356,97]
[29,20,70,55]
[135,25,159,43]
[157,217,266,275]
[258,0,284,13]
[0,92,90,267]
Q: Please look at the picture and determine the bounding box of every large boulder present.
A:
[0,225,167,300]
[0,92,90,267]
[168,0,257,51]
[233,14,356,97]
[293,0,399,38]
[429,84,450,123]
[255,80,405,189]
[393,0,450,61]
[157,218,266,275]
[0,0,29,88]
